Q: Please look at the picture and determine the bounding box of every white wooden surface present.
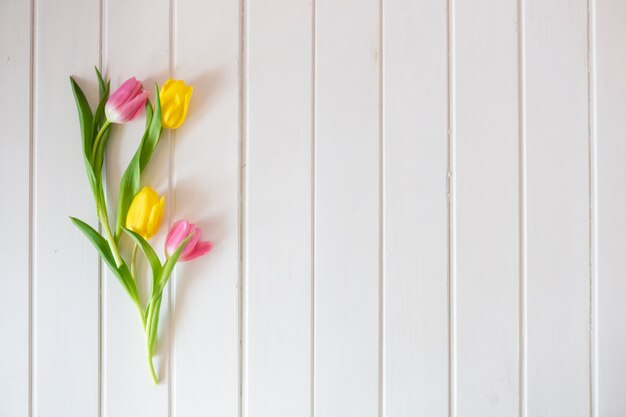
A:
[1,0,625,416]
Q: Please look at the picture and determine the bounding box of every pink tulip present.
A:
[165,220,212,262]
[105,77,149,124]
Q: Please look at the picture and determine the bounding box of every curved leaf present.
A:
[69,77,94,166]
[70,217,138,301]
[114,86,163,241]
[122,227,163,280]
[95,66,106,96]
[139,84,163,171]
[145,100,153,129]
[93,124,112,179]
[93,80,110,137]
[147,234,192,308]
[114,152,141,241]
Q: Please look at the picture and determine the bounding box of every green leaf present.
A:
[121,227,163,280]
[93,123,112,180]
[93,79,110,137]
[114,152,141,241]
[145,100,153,129]
[147,235,192,308]
[70,217,139,301]
[95,66,106,97]
[69,77,94,166]
[146,295,163,351]
[114,86,163,241]
[139,84,163,171]
[70,216,117,272]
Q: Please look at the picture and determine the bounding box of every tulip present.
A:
[160,79,193,129]
[165,220,212,262]
[126,186,165,239]
[105,77,149,124]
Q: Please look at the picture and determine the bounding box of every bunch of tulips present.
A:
[69,69,211,384]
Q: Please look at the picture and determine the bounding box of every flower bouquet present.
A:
[69,68,211,384]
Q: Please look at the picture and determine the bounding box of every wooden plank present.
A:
[102,0,171,415]
[243,0,313,416]
[524,0,590,415]
[382,0,449,415]
[314,0,381,415]
[0,0,31,415]
[170,0,240,416]
[32,0,101,415]
[596,0,626,415]
[454,1,521,415]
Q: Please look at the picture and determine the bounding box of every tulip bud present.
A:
[160,79,193,129]
[126,186,165,239]
[165,220,212,262]
[105,77,149,124]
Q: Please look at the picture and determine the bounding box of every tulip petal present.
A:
[181,241,212,262]
[161,79,176,93]
[108,77,140,107]
[126,187,160,238]
[146,196,165,239]
[165,220,190,257]
[116,90,148,123]
[159,79,193,129]
[181,225,201,259]
[105,77,148,124]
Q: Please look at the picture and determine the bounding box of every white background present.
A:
[1,0,625,416]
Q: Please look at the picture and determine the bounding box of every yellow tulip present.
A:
[160,79,193,129]
[126,186,165,239]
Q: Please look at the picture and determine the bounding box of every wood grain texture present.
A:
[454,0,521,415]
[0,0,31,415]
[314,0,381,416]
[32,0,101,415]
[171,0,240,416]
[243,0,313,416]
[382,0,449,415]
[525,0,591,415]
[102,0,171,415]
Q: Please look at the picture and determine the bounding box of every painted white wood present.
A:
[102,0,171,415]
[170,0,240,416]
[525,0,591,415]
[0,0,31,416]
[32,0,101,415]
[596,1,626,416]
[382,0,449,415]
[314,0,381,416]
[454,0,521,416]
[8,0,626,415]
[244,0,313,416]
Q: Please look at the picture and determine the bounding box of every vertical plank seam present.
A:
[97,0,103,413]
[587,0,598,414]
[446,0,457,415]
[168,0,176,414]
[517,0,527,415]
[378,0,385,415]
[100,1,108,414]
[310,0,316,415]
[28,0,36,414]
[238,0,247,414]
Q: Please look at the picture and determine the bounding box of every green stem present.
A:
[146,344,158,384]
[99,208,124,267]
[131,243,139,281]
[130,243,146,329]
[144,300,158,384]
[136,301,146,330]
[91,120,111,162]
